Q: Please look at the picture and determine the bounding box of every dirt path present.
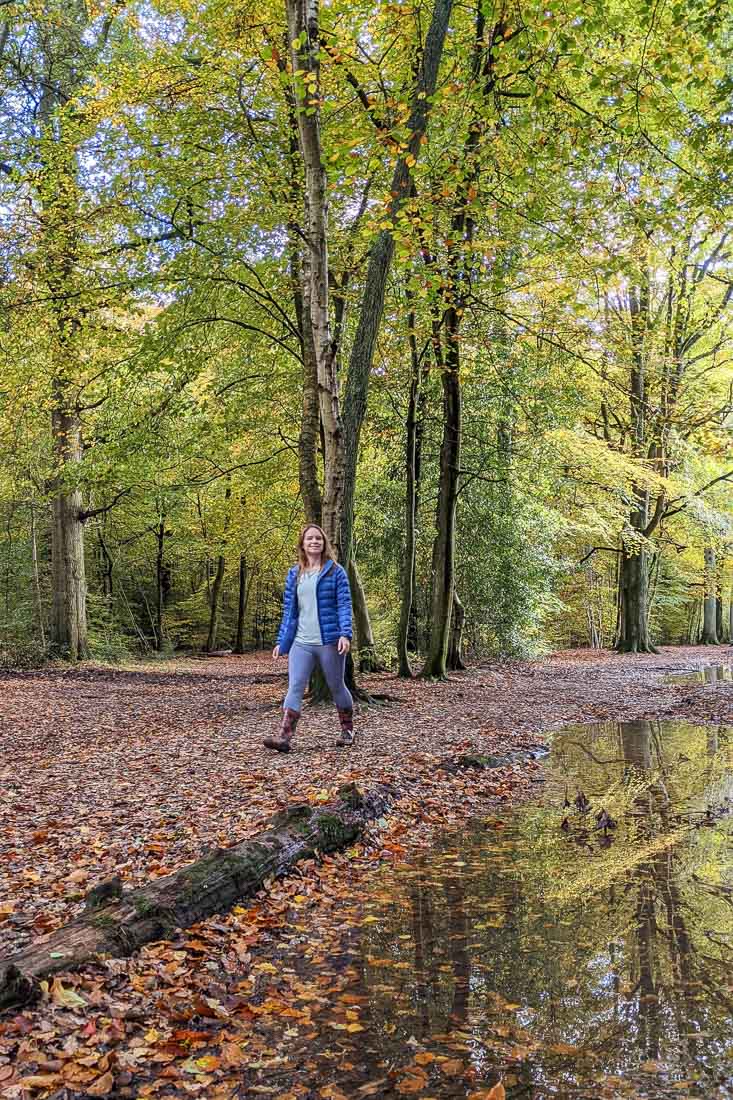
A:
[0,646,731,1098]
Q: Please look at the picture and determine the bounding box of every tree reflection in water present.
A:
[360,719,733,1099]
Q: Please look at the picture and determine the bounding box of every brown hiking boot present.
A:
[336,708,355,747]
[263,708,300,753]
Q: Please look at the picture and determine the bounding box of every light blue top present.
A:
[294,568,323,645]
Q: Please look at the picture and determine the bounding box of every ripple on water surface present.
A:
[354,719,733,1099]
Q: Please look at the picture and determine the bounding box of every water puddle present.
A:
[354,720,733,1099]
[664,665,732,685]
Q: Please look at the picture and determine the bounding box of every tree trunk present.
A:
[98,531,114,598]
[0,784,394,1011]
[617,546,657,653]
[206,554,226,652]
[398,301,426,677]
[422,322,461,677]
[339,0,455,569]
[154,519,169,651]
[701,546,718,644]
[234,556,249,653]
[347,556,382,671]
[446,590,466,670]
[49,392,88,660]
[30,502,46,651]
[420,5,500,676]
[284,81,323,528]
[287,0,343,548]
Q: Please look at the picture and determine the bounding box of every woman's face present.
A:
[302,527,325,559]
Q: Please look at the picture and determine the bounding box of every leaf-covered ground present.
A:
[0,645,731,1098]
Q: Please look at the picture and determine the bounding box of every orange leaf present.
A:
[220,1042,247,1067]
[469,1085,505,1100]
[396,1077,425,1095]
[86,1071,115,1096]
[414,1053,435,1066]
[440,1058,464,1076]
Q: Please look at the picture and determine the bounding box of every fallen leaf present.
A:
[396,1076,426,1095]
[86,1071,115,1096]
[439,1058,464,1076]
[49,978,87,1009]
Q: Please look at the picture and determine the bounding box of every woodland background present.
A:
[0,0,731,674]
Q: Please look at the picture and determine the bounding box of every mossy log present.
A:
[441,747,549,774]
[0,782,394,1011]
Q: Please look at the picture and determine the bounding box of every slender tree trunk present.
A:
[284,79,323,528]
[446,590,466,670]
[206,554,226,652]
[339,0,455,569]
[98,531,114,598]
[287,0,343,547]
[154,519,171,651]
[420,4,500,676]
[234,556,249,654]
[701,546,718,644]
[398,307,422,677]
[49,390,88,660]
[30,502,46,652]
[422,318,461,677]
[348,557,383,672]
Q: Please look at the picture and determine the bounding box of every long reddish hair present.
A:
[296,524,336,574]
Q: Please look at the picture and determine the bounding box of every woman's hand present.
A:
[272,645,281,659]
[337,636,350,655]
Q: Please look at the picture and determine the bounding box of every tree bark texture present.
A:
[30,503,46,651]
[398,302,429,676]
[206,554,226,652]
[154,519,170,651]
[422,318,462,677]
[284,80,323,527]
[40,9,92,661]
[701,546,719,644]
[0,783,394,1011]
[447,590,466,670]
[422,4,501,677]
[617,545,656,653]
[339,0,455,569]
[347,556,382,672]
[49,390,88,660]
[287,0,343,547]
[234,555,249,653]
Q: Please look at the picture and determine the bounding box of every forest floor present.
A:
[0,645,732,1099]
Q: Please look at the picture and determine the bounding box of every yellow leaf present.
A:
[49,978,87,1009]
[196,1056,221,1072]
[346,1022,365,1032]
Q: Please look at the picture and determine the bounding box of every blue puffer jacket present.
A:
[276,559,353,654]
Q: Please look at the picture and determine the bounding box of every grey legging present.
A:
[284,642,353,712]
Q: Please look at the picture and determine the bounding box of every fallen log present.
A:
[441,746,549,774]
[0,782,394,1011]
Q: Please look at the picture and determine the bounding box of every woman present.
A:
[264,524,355,753]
